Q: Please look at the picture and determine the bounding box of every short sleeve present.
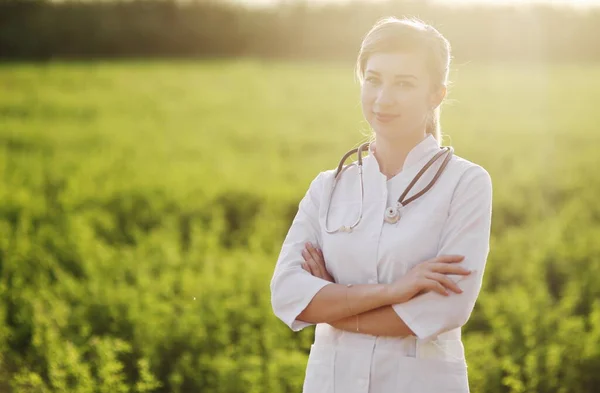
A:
[392,165,493,342]
[270,171,334,331]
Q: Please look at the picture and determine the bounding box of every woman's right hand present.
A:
[387,255,471,304]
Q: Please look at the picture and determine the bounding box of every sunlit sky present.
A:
[234,0,600,8]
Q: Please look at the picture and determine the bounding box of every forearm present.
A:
[297,283,394,325]
[329,305,415,337]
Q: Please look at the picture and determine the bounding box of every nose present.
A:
[375,86,396,108]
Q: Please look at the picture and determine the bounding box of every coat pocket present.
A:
[302,344,336,393]
[395,356,469,393]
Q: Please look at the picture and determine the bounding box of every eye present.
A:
[395,81,414,88]
[365,76,380,85]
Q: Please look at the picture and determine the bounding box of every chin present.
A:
[372,120,424,140]
[370,121,406,139]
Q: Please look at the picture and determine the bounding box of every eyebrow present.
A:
[365,70,418,80]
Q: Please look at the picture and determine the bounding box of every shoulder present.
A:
[305,168,337,199]
[446,153,492,195]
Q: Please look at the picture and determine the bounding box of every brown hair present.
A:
[356,17,452,143]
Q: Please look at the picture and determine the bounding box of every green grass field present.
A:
[1,60,600,393]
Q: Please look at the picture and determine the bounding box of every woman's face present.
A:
[360,51,445,141]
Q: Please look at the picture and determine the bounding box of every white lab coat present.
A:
[270,134,493,393]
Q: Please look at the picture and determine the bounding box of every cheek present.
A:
[399,89,426,104]
[400,92,430,115]
[360,91,374,116]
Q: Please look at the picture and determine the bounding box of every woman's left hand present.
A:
[301,242,335,283]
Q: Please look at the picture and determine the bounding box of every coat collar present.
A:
[365,134,441,180]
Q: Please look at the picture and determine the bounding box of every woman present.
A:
[270,16,493,393]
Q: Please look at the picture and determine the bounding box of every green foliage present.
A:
[0,60,599,392]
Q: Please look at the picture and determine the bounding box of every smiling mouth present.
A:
[374,112,400,122]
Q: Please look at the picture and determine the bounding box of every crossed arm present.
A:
[299,243,415,337]
[330,304,414,337]
[270,167,493,341]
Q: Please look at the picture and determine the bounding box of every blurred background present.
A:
[1,0,600,392]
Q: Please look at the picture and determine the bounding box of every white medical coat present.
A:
[270,134,493,393]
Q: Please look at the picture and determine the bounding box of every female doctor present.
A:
[269,16,493,393]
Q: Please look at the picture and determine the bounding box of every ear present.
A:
[430,85,447,109]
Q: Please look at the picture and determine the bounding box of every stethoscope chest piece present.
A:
[384,202,402,224]
[324,142,453,234]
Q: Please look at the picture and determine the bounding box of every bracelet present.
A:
[345,284,354,314]
[346,284,359,333]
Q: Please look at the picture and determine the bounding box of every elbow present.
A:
[270,291,298,330]
[270,277,293,326]
[422,306,474,341]
[453,287,480,329]
[440,306,473,335]
[270,285,319,326]
[269,271,323,331]
[444,277,482,331]
[270,266,334,331]
[456,307,472,328]
[419,316,468,342]
[270,293,318,331]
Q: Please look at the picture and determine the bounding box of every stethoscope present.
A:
[324,141,454,234]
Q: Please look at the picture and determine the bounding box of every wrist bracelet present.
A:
[345,283,354,314]
[346,284,359,333]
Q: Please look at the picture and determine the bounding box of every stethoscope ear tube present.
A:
[325,142,453,234]
[334,142,370,179]
[397,146,453,207]
[325,142,370,234]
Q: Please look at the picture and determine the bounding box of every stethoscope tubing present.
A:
[324,142,454,234]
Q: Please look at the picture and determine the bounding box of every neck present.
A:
[373,132,428,179]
